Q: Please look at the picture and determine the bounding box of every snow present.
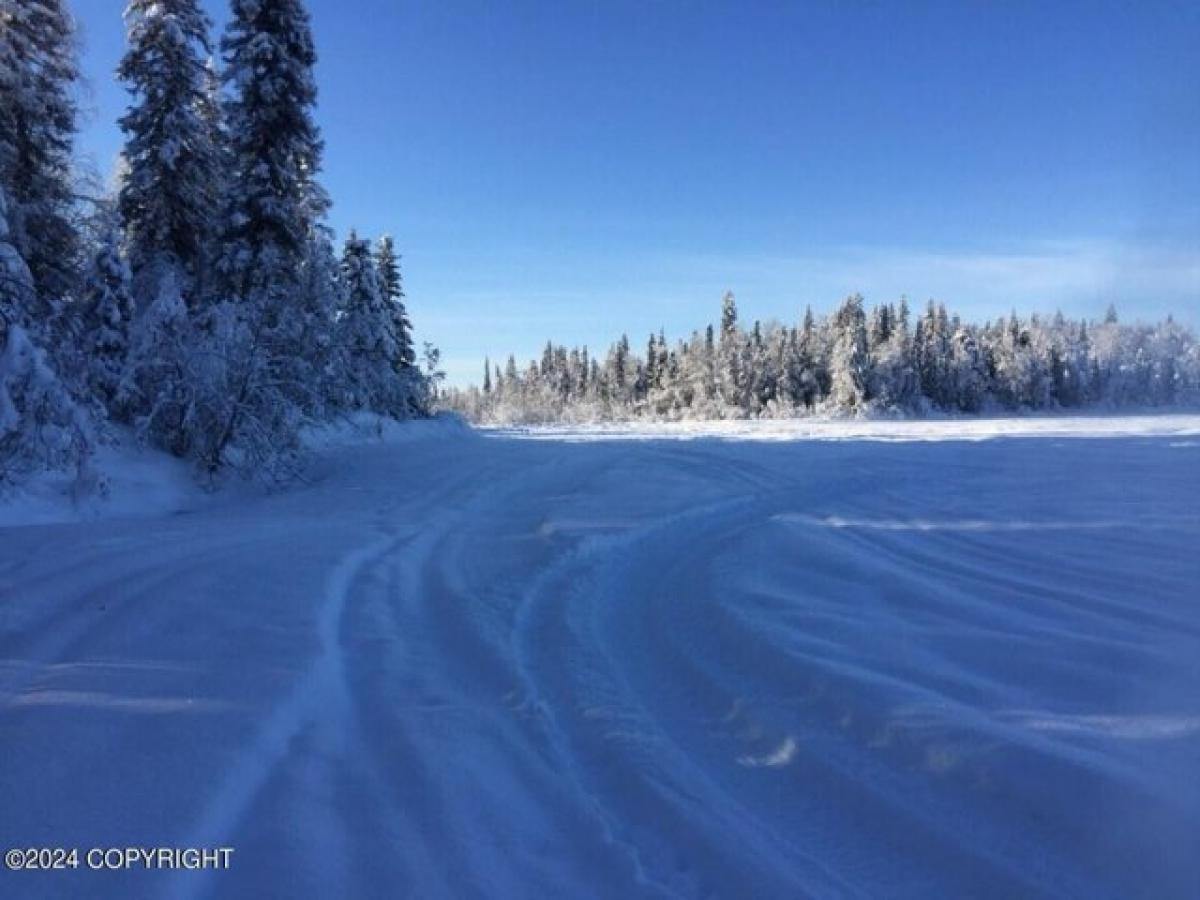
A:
[0,414,473,528]
[486,411,1200,443]
[302,410,476,450]
[0,431,202,528]
[1,415,1198,898]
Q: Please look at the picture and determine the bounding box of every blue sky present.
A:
[75,1,1199,384]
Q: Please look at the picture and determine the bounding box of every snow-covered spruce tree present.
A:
[948,325,987,412]
[743,322,765,414]
[994,311,1051,409]
[914,301,953,408]
[0,191,27,334]
[0,0,81,307]
[117,0,221,307]
[376,235,416,372]
[119,266,198,457]
[421,340,445,406]
[756,322,787,415]
[179,0,334,475]
[828,294,871,411]
[870,299,918,409]
[716,291,744,414]
[0,188,95,490]
[224,0,338,407]
[695,324,717,411]
[791,306,823,411]
[217,0,329,301]
[335,232,400,414]
[311,231,347,386]
[197,56,227,283]
[75,232,134,415]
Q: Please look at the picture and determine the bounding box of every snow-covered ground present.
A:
[1,415,1198,898]
[487,411,1200,443]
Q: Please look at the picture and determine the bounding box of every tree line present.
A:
[1,0,433,491]
[448,292,1198,424]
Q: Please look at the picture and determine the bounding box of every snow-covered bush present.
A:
[0,324,97,489]
[1,189,97,491]
[75,234,134,414]
[120,279,306,483]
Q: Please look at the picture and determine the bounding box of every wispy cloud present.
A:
[653,240,1200,320]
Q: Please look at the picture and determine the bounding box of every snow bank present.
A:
[302,411,475,451]
[0,430,204,528]
[487,412,1200,443]
[0,414,476,528]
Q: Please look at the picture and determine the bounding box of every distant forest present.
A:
[447,294,1198,424]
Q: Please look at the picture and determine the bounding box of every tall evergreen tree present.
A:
[118,0,220,304]
[376,235,415,370]
[717,291,742,411]
[336,232,401,413]
[829,294,871,410]
[916,301,951,406]
[1,187,94,485]
[720,290,738,342]
[216,0,329,305]
[0,0,80,306]
[185,0,337,473]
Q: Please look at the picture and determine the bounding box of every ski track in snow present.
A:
[1,416,1199,898]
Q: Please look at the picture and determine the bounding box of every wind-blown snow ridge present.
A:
[778,512,1200,532]
[1,417,1197,898]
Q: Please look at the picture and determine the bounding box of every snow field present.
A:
[1,415,1197,898]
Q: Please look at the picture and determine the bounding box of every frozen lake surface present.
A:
[2,415,1198,898]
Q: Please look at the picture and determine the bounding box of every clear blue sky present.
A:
[74,0,1199,385]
